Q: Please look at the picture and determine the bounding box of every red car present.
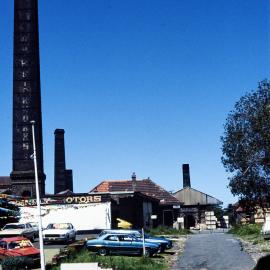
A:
[0,236,40,266]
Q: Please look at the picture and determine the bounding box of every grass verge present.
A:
[147,226,191,236]
[52,249,168,270]
[228,224,264,244]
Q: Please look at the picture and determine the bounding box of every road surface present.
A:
[33,234,93,269]
[172,232,256,270]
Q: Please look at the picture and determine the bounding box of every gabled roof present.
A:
[174,187,222,206]
[90,179,181,206]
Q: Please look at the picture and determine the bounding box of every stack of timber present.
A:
[205,211,217,229]
[223,215,229,228]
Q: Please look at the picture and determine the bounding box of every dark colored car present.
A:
[0,236,40,267]
[86,233,160,257]
[99,229,173,252]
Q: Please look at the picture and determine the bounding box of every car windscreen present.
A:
[8,240,33,249]
[47,223,70,229]
[3,224,25,229]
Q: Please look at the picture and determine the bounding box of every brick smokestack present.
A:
[65,169,73,192]
[54,129,66,194]
[182,164,191,188]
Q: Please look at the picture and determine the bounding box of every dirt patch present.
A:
[238,237,270,263]
[162,236,187,268]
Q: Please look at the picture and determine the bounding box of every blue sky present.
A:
[0,0,269,206]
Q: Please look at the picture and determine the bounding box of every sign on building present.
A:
[18,195,111,231]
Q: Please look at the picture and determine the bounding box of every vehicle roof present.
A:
[101,233,137,237]
[48,222,72,224]
[0,236,28,242]
[4,222,27,225]
[102,229,140,233]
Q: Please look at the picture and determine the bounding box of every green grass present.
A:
[229,224,264,244]
[229,224,262,236]
[147,226,191,236]
[52,249,168,270]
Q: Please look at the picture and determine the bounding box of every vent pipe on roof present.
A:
[131,172,136,191]
[182,164,191,188]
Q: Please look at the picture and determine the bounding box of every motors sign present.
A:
[65,195,101,204]
[15,195,105,206]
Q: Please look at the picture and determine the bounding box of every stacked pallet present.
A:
[223,215,229,228]
[205,211,217,229]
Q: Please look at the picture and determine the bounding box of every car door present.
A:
[68,224,76,238]
[118,235,141,255]
[103,235,120,254]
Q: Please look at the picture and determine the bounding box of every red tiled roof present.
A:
[90,179,180,206]
[0,177,11,187]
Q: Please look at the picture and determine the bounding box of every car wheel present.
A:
[144,248,151,257]
[160,246,165,253]
[98,248,107,256]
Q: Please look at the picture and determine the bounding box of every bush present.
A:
[52,249,167,270]
[148,226,191,236]
[253,255,270,270]
[229,224,262,236]
[1,256,34,270]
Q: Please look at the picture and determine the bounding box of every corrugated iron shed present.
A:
[174,187,222,206]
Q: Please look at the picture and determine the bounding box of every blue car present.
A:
[85,233,160,257]
[99,229,173,252]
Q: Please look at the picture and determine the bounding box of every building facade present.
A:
[90,174,181,228]
[10,0,46,196]
[174,164,222,228]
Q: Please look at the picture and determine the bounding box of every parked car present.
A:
[29,222,39,238]
[85,233,160,257]
[43,223,76,244]
[262,217,270,239]
[0,223,36,242]
[99,229,173,252]
[0,236,40,267]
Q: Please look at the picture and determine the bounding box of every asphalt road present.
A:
[172,232,256,270]
[32,234,94,269]
[33,234,94,249]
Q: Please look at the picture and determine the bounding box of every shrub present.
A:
[1,256,34,270]
[253,255,270,270]
[148,226,191,236]
[52,249,167,270]
[229,224,262,236]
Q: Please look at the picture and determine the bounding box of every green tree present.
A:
[221,79,270,210]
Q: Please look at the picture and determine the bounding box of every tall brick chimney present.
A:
[54,129,73,194]
[182,164,191,188]
[54,129,66,194]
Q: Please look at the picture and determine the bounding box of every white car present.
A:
[29,222,39,239]
[262,217,270,239]
[0,222,36,241]
[43,223,76,244]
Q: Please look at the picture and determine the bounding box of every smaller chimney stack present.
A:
[182,164,191,188]
[54,129,66,194]
[54,129,73,194]
[131,172,136,191]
